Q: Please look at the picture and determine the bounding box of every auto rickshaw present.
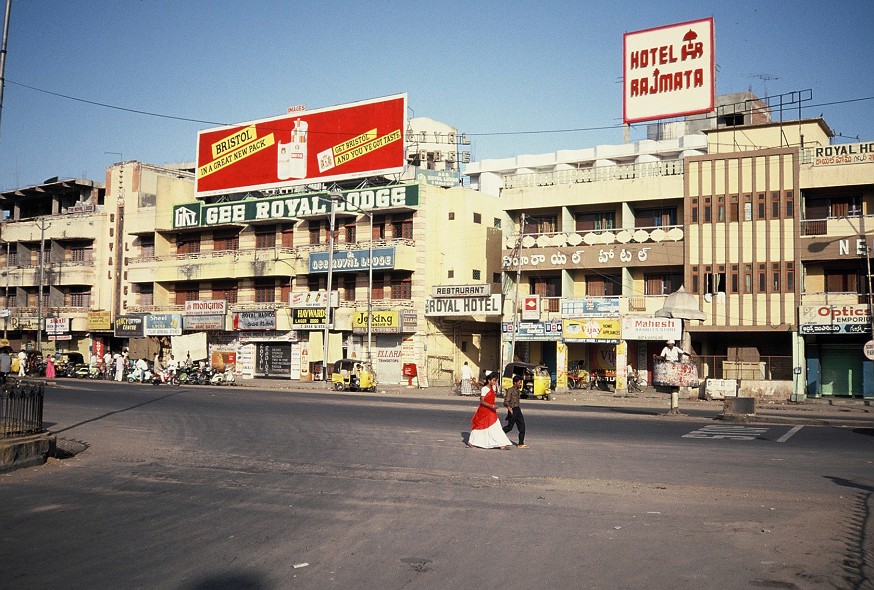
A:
[331,359,377,392]
[501,362,552,400]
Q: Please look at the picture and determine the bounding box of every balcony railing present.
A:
[503,158,685,189]
[801,292,870,306]
[504,224,684,249]
[800,214,874,237]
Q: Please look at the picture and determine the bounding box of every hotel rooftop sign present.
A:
[623,17,715,124]
[172,184,418,229]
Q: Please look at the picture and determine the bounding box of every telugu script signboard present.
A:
[798,304,872,335]
[195,94,407,196]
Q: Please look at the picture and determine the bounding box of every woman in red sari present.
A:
[467,372,512,449]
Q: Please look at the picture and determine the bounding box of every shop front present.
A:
[799,303,874,397]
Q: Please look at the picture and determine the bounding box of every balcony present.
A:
[800,292,869,307]
[503,158,685,189]
[800,214,874,237]
[127,247,303,283]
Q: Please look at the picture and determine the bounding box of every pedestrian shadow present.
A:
[824,476,874,494]
[51,389,187,435]
[182,570,270,590]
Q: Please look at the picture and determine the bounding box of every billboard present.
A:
[623,18,715,124]
[195,94,407,196]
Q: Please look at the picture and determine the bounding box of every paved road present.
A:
[1,380,872,589]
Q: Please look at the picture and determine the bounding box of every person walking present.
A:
[466,372,512,449]
[0,349,11,384]
[17,350,27,377]
[460,361,474,395]
[502,374,527,448]
[114,353,125,382]
[45,355,56,379]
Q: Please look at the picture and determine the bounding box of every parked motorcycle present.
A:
[210,367,237,386]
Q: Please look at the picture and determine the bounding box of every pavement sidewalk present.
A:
[238,378,874,428]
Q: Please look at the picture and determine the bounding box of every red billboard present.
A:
[196,94,407,196]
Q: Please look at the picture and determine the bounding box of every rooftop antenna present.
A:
[748,73,779,99]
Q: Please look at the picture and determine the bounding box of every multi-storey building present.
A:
[467,97,874,398]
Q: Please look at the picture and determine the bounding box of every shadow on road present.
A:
[51,388,188,435]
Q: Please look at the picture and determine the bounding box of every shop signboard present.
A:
[798,304,872,335]
[501,320,563,341]
[562,318,622,343]
[290,291,338,308]
[87,311,112,331]
[561,297,620,317]
[195,94,407,196]
[184,300,227,315]
[255,343,292,377]
[114,315,145,338]
[424,294,502,317]
[621,317,682,340]
[144,313,183,336]
[431,284,491,298]
[45,317,70,335]
[233,310,277,331]
[308,247,396,273]
[175,184,418,229]
[183,315,225,331]
[352,310,399,333]
[291,307,326,329]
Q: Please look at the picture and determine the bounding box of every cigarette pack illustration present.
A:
[277,118,308,180]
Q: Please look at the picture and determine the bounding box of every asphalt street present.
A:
[1,380,872,590]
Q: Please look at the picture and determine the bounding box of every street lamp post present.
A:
[322,190,340,383]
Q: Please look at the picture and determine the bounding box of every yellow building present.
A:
[468,105,874,398]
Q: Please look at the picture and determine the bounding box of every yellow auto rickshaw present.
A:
[501,362,552,400]
[331,359,377,392]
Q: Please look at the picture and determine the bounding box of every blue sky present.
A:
[0,0,872,190]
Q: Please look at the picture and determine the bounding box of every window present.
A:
[140,238,155,258]
[392,215,413,240]
[576,211,616,231]
[635,207,677,228]
[309,221,322,245]
[68,288,91,308]
[744,195,753,221]
[175,284,199,304]
[279,278,291,303]
[5,292,15,308]
[7,246,17,267]
[703,270,726,294]
[744,264,752,292]
[758,263,766,292]
[772,192,780,218]
[372,276,385,300]
[448,212,455,220]
[825,269,866,294]
[473,212,482,224]
[717,196,725,222]
[280,224,294,247]
[373,216,386,240]
[255,227,276,249]
[730,265,739,293]
[472,269,481,280]
[177,235,201,255]
[212,280,238,304]
[585,274,619,296]
[786,262,794,291]
[493,218,501,229]
[137,284,154,306]
[307,276,324,293]
[255,279,275,303]
[524,215,558,235]
[447,270,454,279]
[213,230,239,252]
[344,221,356,244]
[807,196,862,219]
[391,275,412,300]
[493,272,501,283]
[703,198,711,223]
[341,275,356,302]
[644,272,683,296]
[729,195,739,222]
[772,263,781,291]
[70,242,93,263]
[757,193,766,220]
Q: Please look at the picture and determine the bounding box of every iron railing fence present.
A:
[1,380,45,438]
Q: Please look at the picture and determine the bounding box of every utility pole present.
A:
[0,0,12,138]
[509,213,525,364]
[36,217,48,352]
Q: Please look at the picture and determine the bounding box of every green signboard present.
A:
[172,184,419,229]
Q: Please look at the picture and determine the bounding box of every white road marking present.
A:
[683,424,769,440]
[776,425,804,443]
